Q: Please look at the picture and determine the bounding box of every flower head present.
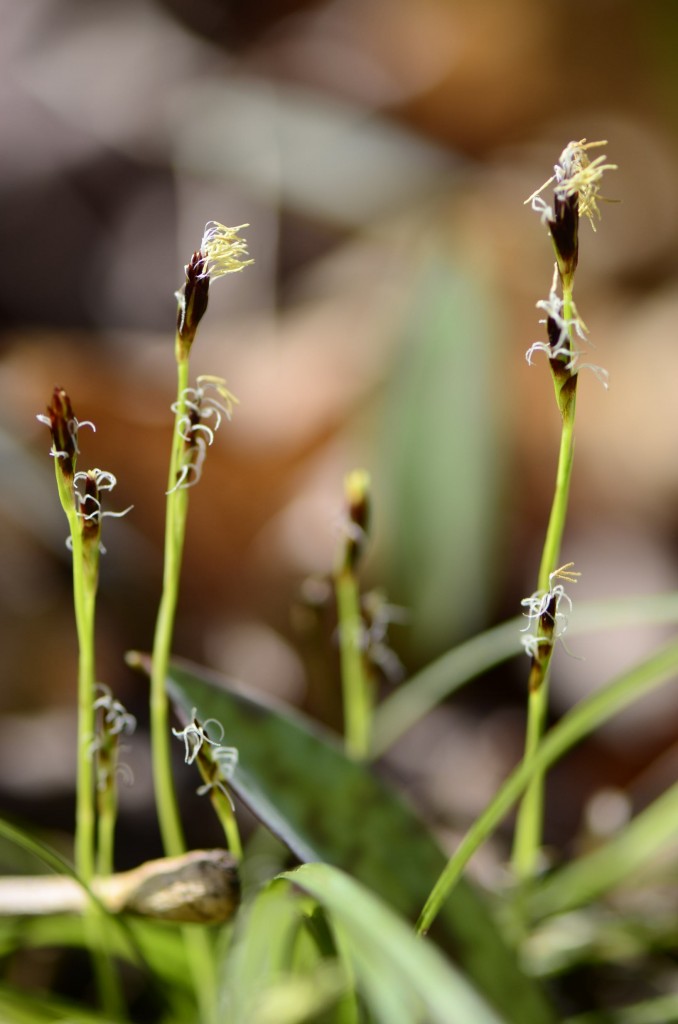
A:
[172,711,239,806]
[168,376,238,493]
[526,140,616,286]
[172,710,238,776]
[71,469,133,553]
[91,684,136,792]
[520,562,580,659]
[200,222,254,281]
[526,139,617,231]
[176,222,253,350]
[93,684,137,738]
[525,265,608,386]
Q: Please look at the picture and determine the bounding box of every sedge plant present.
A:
[150,222,252,859]
[36,222,253,1023]
[36,393,132,1013]
[26,149,678,1024]
[145,223,251,1023]
[512,140,617,879]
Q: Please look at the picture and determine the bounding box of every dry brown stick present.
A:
[0,849,240,924]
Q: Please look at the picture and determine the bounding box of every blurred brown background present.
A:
[1,0,678,867]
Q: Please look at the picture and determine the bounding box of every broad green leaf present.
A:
[137,653,557,1024]
[279,862,505,1024]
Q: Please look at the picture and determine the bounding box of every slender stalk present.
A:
[51,450,99,885]
[333,470,373,760]
[512,351,576,878]
[335,568,372,760]
[96,782,116,878]
[150,356,220,1022]
[193,746,244,860]
[149,227,251,1024]
[208,790,244,862]
[55,468,125,1016]
[512,142,598,880]
[70,525,98,884]
[150,353,190,857]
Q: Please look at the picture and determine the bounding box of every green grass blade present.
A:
[527,778,678,920]
[563,993,678,1024]
[279,862,506,1024]
[417,638,678,935]
[219,881,351,1024]
[373,593,678,756]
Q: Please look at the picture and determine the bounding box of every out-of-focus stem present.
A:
[336,567,371,760]
[150,352,190,857]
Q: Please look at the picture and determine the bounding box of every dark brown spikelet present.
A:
[44,386,78,478]
[549,192,579,284]
[177,250,210,351]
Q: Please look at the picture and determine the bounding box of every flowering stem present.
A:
[512,282,578,879]
[149,227,250,1024]
[55,470,98,885]
[334,470,372,760]
[56,470,126,1015]
[199,763,244,861]
[95,749,117,878]
[150,351,190,858]
[335,568,372,760]
[151,349,219,1024]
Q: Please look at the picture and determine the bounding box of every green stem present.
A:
[512,281,577,880]
[150,353,190,857]
[210,791,244,862]
[58,474,125,1015]
[416,637,678,936]
[196,754,244,860]
[57,467,98,885]
[335,568,371,760]
[150,351,220,1023]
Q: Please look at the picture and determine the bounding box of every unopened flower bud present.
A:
[339,469,371,572]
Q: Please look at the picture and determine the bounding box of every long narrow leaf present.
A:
[279,862,506,1024]
[527,778,678,920]
[373,593,678,756]
[417,638,678,935]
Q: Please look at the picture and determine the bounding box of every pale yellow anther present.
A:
[526,139,617,229]
[200,222,254,280]
[550,562,581,586]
